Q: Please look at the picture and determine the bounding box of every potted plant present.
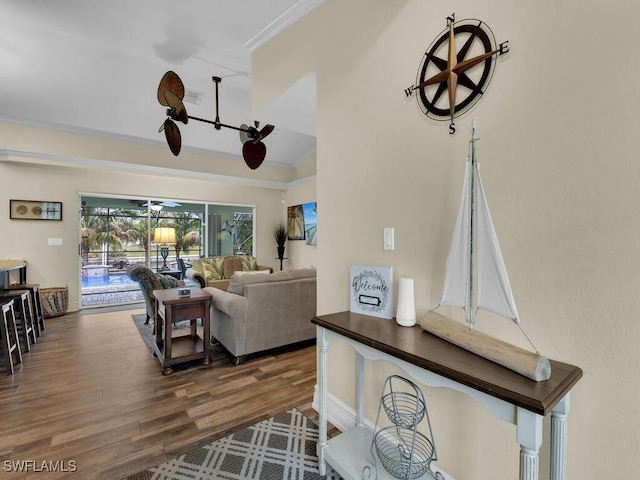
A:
[274,223,287,261]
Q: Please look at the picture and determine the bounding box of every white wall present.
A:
[253,0,640,478]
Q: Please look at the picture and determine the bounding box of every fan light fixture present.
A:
[157,71,275,170]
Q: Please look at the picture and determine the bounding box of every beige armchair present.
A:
[186,255,272,290]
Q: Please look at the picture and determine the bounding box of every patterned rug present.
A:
[123,409,343,480]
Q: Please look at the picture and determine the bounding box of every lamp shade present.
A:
[153,227,176,244]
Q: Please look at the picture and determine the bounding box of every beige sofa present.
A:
[186,255,271,291]
[204,268,316,365]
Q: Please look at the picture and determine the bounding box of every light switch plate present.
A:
[47,237,63,246]
[383,227,394,251]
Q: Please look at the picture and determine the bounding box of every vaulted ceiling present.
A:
[0,0,320,168]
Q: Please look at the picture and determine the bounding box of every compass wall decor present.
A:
[405,13,509,134]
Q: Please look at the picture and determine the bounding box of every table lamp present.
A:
[153,227,176,271]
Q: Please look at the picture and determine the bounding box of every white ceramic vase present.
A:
[396,277,416,327]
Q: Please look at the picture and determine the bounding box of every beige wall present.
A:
[254,0,639,478]
[283,175,317,271]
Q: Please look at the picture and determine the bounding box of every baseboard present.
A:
[312,384,456,480]
[311,384,372,432]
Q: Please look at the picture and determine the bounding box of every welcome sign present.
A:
[350,265,393,319]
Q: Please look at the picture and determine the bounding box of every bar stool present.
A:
[0,290,36,352]
[0,299,22,375]
[7,283,45,335]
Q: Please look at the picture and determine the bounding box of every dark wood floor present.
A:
[0,308,331,479]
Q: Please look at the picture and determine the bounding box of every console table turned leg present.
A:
[517,407,543,480]
[520,447,539,480]
[550,394,570,480]
[317,327,328,476]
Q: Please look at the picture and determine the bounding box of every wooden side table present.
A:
[153,287,212,375]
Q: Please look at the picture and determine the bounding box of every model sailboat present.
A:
[420,121,551,382]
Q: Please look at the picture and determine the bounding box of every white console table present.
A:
[312,312,583,480]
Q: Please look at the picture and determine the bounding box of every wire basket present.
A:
[382,391,426,428]
[374,426,435,480]
[41,286,68,318]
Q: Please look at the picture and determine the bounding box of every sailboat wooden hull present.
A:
[421,311,551,382]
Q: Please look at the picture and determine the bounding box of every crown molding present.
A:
[0,115,303,170]
[245,0,324,52]
[0,148,316,189]
[0,149,292,189]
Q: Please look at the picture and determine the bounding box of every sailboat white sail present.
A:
[422,121,550,382]
[439,121,519,330]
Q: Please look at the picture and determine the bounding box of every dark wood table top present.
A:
[153,287,211,304]
[312,311,583,416]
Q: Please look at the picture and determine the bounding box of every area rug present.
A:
[132,313,206,352]
[132,313,159,355]
[123,408,343,480]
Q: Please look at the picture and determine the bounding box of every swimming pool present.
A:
[81,273,137,288]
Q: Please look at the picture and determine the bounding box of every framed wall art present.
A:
[10,200,62,221]
[350,265,393,319]
[287,204,305,240]
[303,202,317,246]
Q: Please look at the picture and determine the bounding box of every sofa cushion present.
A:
[222,256,241,278]
[228,270,293,295]
[201,257,225,281]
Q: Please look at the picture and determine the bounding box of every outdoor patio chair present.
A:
[176,258,187,280]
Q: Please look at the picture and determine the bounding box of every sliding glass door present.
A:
[80,195,254,308]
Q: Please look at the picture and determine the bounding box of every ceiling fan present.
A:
[157,71,275,170]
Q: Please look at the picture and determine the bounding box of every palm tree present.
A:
[81,206,148,266]
[171,212,201,258]
[81,207,126,266]
[80,206,202,269]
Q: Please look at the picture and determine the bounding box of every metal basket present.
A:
[382,391,426,428]
[374,426,435,480]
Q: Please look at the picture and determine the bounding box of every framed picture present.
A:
[303,202,317,246]
[10,200,62,221]
[350,265,393,319]
[287,204,305,240]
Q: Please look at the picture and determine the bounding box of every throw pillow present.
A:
[201,257,225,281]
[240,255,258,271]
